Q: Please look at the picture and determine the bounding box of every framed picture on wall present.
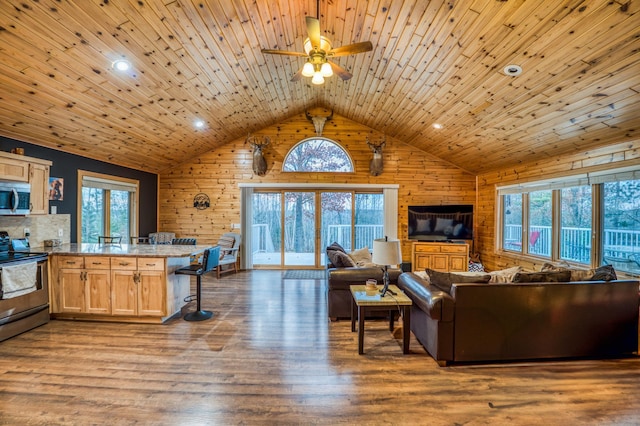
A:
[49,177,64,201]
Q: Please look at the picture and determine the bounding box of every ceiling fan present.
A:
[261,12,373,85]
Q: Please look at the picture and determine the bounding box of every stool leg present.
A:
[184,275,213,321]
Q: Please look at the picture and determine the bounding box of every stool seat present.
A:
[175,246,220,321]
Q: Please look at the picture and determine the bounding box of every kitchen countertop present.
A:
[40,243,210,258]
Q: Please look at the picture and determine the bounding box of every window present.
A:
[560,186,592,263]
[502,194,522,251]
[78,171,139,243]
[497,167,640,276]
[528,190,551,257]
[282,138,353,172]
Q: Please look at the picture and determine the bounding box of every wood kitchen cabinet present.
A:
[111,257,166,317]
[28,162,50,214]
[0,152,51,214]
[57,256,111,314]
[411,242,469,272]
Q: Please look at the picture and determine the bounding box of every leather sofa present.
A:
[326,266,402,320]
[398,272,640,365]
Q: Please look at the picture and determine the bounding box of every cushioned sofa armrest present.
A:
[326,267,402,289]
[397,272,454,322]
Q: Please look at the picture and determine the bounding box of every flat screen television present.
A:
[408,205,473,241]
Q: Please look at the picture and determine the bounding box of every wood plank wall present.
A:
[159,108,476,262]
[476,139,640,272]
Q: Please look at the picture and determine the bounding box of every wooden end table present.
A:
[350,284,412,355]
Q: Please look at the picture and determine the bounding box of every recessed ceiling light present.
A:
[194,119,205,129]
[503,64,523,76]
[112,59,131,72]
[433,123,443,129]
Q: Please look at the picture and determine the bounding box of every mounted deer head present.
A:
[305,109,334,136]
[246,134,270,176]
[366,136,386,176]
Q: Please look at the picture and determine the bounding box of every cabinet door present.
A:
[111,270,137,316]
[0,157,29,182]
[431,255,449,271]
[449,255,468,272]
[85,270,111,314]
[59,269,84,312]
[414,254,432,270]
[28,163,49,214]
[138,270,166,316]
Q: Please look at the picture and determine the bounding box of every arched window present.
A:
[283,138,354,172]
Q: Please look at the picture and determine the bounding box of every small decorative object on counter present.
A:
[44,239,62,248]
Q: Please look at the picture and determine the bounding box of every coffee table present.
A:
[350,284,412,355]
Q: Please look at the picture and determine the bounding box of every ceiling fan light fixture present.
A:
[311,72,324,85]
[302,62,315,77]
[320,62,333,77]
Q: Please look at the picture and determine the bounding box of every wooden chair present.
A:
[216,233,240,278]
[175,246,220,321]
[130,236,150,244]
[98,235,122,244]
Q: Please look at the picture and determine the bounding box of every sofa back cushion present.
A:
[425,268,491,294]
[512,270,572,283]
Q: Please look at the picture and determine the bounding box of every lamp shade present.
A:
[372,238,402,266]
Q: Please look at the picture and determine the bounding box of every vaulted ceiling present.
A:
[0,0,638,174]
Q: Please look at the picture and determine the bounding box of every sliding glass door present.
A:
[251,190,383,268]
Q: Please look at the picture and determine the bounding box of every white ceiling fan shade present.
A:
[311,72,325,85]
[320,62,333,77]
[302,62,315,77]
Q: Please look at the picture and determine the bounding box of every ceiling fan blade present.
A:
[291,67,304,82]
[306,16,321,50]
[261,49,308,57]
[329,41,373,57]
[329,61,352,80]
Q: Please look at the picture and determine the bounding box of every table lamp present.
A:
[372,236,402,297]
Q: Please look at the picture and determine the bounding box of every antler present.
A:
[366,135,386,150]
[246,134,271,148]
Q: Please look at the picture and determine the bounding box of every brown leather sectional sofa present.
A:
[398,272,640,365]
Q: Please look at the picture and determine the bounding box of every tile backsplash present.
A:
[0,214,71,248]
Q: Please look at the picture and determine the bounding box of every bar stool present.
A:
[175,246,220,321]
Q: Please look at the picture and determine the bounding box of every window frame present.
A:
[496,166,640,276]
[77,170,139,243]
[282,137,354,173]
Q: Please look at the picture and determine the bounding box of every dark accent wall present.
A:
[0,137,158,242]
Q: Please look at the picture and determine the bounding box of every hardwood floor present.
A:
[1,270,639,425]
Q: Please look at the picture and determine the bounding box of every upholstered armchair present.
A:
[217,233,240,278]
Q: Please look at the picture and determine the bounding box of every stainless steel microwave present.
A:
[0,182,31,215]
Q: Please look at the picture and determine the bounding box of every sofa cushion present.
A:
[541,262,617,281]
[425,268,491,294]
[512,270,572,283]
[348,246,373,267]
[488,266,523,283]
[327,250,356,268]
[327,241,346,253]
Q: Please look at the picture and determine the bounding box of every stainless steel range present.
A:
[0,231,50,342]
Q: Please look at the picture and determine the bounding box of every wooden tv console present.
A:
[411,242,469,272]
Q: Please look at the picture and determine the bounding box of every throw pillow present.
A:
[348,246,372,266]
[488,266,523,283]
[511,270,572,283]
[425,268,491,294]
[326,242,346,253]
[327,250,356,268]
[589,264,617,281]
[416,218,431,233]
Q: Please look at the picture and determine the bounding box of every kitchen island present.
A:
[47,243,211,323]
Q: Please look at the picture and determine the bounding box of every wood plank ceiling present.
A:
[0,0,638,174]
